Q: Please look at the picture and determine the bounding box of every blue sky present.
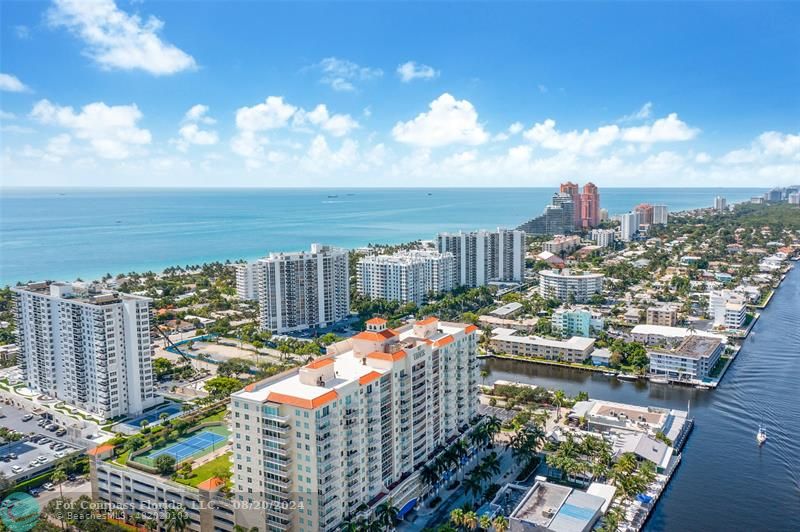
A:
[1,0,798,187]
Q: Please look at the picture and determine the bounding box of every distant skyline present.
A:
[1,1,799,187]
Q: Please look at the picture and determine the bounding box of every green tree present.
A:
[154,454,177,476]
[163,506,190,532]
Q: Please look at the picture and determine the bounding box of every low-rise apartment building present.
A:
[648,335,724,382]
[542,234,581,256]
[630,324,724,347]
[709,289,747,329]
[230,317,479,532]
[489,327,595,363]
[646,305,678,327]
[538,269,604,303]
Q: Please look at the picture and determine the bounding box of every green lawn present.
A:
[174,452,232,488]
[198,409,227,424]
[115,450,131,466]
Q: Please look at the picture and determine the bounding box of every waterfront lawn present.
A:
[709,356,730,379]
[175,452,232,488]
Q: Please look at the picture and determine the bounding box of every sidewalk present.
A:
[401,446,516,531]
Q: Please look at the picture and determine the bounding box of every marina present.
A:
[481,265,800,531]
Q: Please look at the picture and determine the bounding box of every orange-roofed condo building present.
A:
[230,317,479,531]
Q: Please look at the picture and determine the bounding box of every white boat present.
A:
[757,425,767,445]
[617,374,639,381]
[602,371,616,377]
[650,377,669,384]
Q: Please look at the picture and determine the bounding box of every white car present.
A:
[36,456,46,462]
[11,465,23,473]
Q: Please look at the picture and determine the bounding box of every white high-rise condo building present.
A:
[436,228,525,288]
[590,229,615,248]
[652,205,668,225]
[619,212,639,242]
[714,196,727,212]
[12,282,159,419]
[230,317,479,531]
[538,269,604,303]
[237,244,349,333]
[356,250,456,306]
[235,262,259,301]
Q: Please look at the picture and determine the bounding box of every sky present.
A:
[1,0,799,188]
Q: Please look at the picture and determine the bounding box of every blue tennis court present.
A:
[148,431,225,462]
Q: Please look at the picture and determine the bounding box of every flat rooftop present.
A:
[234,320,472,406]
[673,335,723,359]
[511,482,605,532]
[491,302,523,317]
[491,328,595,351]
[12,281,146,305]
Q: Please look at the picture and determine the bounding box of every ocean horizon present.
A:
[0,186,764,285]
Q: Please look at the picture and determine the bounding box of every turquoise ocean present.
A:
[0,187,763,285]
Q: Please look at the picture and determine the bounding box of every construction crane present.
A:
[152,323,193,364]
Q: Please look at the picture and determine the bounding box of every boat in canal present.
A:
[757,425,767,445]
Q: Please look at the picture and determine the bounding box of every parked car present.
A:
[43,483,54,491]
[54,451,65,458]
[47,425,58,432]
[55,429,66,437]
[28,461,38,468]
[22,414,33,422]
[54,444,66,451]
[11,465,22,473]
[39,438,50,445]
[9,453,17,460]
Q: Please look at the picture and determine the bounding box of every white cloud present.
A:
[0,110,16,120]
[523,119,620,155]
[618,102,653,123]
[494,121,525,141]
[175,124,218,151]
[396,61,439,82]
[757,131,800,157]
[313,57,382,92]
[695,152,712,164]
[30,99,151,159]
[621,113,699,143]
[0,73,30,92]
[392,93,489,148]
[235,96,297,132]
[293,104,359,137]
[231,97,297,164]
[183,104,216,125]
[47,0,196,75]
[302,135,359,171]
[172,104,218,151]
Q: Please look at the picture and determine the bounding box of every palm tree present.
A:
[480,368,490,386]
[481,452,501,481]
[420,463,439,498]
[479,515,492,531]
[450,508,465,529]
[484,416,502,444]
[163,506,190,532]
[463,474,484,505]
[463,511,479,531]
[375,500,399,530]
[51,465,67,501]
[492,515,509,532]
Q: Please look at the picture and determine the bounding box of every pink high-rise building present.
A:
[581,182,600,228]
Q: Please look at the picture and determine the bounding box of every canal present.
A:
[482,265,800,531]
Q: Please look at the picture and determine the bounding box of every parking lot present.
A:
[0,403,84,482]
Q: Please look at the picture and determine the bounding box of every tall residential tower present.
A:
[12,282,159,419]
[230,317,479,531]
[436,228,525,287]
